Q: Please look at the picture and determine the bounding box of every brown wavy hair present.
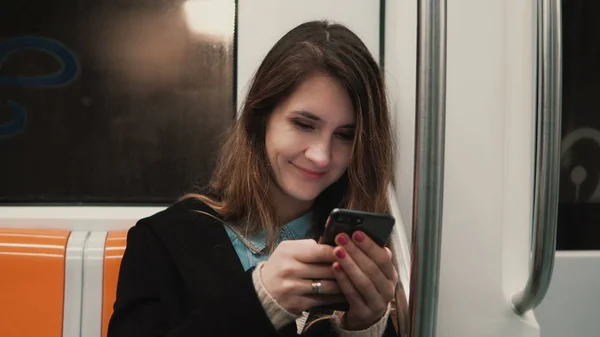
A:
[182,20,393,251]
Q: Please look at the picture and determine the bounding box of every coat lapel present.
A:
[155,199,261,308]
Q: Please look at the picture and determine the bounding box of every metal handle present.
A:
[408,0,447,336]
[511,0,562,315]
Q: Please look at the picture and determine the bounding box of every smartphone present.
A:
[315,209,395,312]
[321,208,395,248]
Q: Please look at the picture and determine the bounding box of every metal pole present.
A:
[409,0,447,336]
[511,0,562,315]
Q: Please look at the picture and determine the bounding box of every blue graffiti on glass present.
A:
[0,36,79,138]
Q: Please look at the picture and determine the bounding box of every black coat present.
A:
[107,198,398,336]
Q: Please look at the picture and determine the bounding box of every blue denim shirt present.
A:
[224,212,313,271]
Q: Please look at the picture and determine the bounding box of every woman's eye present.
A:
[293,120,315,131]
[336,132,354,141]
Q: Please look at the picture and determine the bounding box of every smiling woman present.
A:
[185,20,393,250]
[108,20,398,337]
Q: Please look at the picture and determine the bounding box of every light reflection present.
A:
[182,0,235,38]
[0,252,63,258]
[0,243,64,249]
[105,246,126,251]
[0,233,66,239]
[91,9,188,90]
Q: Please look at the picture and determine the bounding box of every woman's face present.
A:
[265,72,355,206]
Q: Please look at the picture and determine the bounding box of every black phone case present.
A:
[321,208,395,248]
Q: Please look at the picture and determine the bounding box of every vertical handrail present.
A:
[409,0,447,336]
[511,0,562,315]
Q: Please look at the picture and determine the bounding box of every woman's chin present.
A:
[280,183,323,203]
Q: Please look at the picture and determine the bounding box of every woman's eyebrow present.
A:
[292,110,355,128]
[292,110,320,121]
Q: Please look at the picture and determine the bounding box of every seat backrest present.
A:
[0,228,70,337]
[101,231,127,337]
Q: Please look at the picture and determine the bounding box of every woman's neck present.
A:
[271,187,313,226]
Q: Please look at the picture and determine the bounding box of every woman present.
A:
[107,20,399,337]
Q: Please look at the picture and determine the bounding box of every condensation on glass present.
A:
[0,0,236,204]
[558,0,600,249]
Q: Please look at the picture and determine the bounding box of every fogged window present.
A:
[0,0,236,204]
[557,0,600,249]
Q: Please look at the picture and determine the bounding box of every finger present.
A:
[335,233,388,286]
[286,240,336,264]
[331,261,367,309]
[333,246,383,307]
[351,231,397,281]
[385,247,393,260]
[296,263,336,280]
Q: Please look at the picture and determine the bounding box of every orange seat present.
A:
[0,228,70,337]
[102,231,128,337]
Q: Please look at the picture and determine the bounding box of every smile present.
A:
[291,163,327,179]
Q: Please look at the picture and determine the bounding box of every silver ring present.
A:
[311,281,323,294]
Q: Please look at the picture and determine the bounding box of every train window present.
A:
[557,0,600,250]
[0,0,236,204]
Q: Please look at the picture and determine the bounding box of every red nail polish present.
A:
[337,234,349,246]
[333,263,342,272]
[353,231,365,243]
[336,248,346,259]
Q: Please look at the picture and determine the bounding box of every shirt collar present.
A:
[231,211,313,253]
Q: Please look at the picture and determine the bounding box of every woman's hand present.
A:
[261,239,346,314]
[331,231,398,330]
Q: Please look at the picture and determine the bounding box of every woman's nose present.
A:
[304,140,332,168]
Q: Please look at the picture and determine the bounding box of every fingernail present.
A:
[333,263,342,272]
[335,248,346,259]
[353,231,365,243]
[336,234,349,246]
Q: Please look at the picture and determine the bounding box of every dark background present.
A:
[557,0,600,249]
[0,0,236,204]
